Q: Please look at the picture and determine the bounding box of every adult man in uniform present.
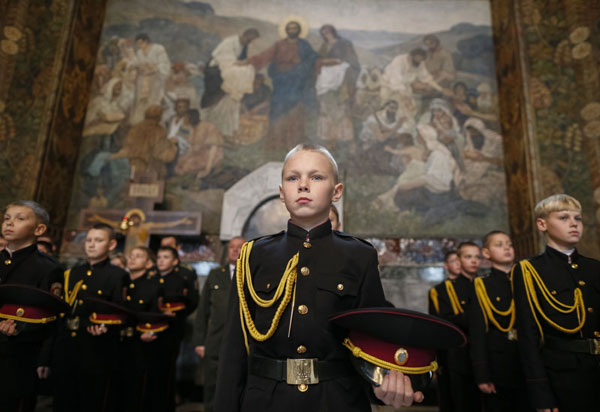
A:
[193,236,245,412]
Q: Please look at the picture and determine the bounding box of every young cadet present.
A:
[160,236,199,314]
[214,144,422,412]
[156,246,191,412]
[433,242,482,412]
[468,231,531,412]
[52,223,128,412]
[512,194,600,412]
[0,200,63,412]
[428,250,462,412]
[118,246,166,412]
[194,236,245,412]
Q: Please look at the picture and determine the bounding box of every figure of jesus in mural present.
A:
[244,17,318,149]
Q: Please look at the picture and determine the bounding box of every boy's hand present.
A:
[37,367,50,379]
[537,409,559,412]
[0,319,19,336]
[373,369,424,408]
[195,345,205,358]
[478,382,496,394]
[87,324,108,336]
[140,332,157,342]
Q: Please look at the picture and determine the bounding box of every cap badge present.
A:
[394,348,409,365]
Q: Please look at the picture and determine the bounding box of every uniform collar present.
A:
[490,267,510,278]
[287,220,332,241]
[88,258,110,269]
[546,245,579,262]
[2,243,37,259]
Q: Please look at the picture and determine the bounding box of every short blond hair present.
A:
[282,143,339,184]
[535,194,581,219]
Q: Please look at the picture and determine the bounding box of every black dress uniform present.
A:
[118,269,166,412]
[428,281,455,412]
[467,268,531,412]
[512,246,600,412]
[52,258,128,412]
[431,274,481,412]
[0,244,62,412]
[174,264,199,314]
[193,264,233,412]
[214,221,387,412]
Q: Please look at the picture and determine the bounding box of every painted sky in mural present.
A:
[65,0,508,238]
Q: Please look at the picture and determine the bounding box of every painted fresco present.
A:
[65,0,508,238]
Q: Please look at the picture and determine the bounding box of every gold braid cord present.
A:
[429,288,440,314]
[517,261,586,342]
[63,269,83,307]
[445,280,464,315]
[343,338,438,374]
[473,277,515,333]
[237,241,299,353]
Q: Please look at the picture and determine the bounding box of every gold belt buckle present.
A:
[66,316,79,331]
[590,339,600,355]
[286,358,319,385]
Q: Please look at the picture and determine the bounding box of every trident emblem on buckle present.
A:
[286,358,319,385]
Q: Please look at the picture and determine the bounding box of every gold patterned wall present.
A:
[492,0,600,259]
[0,0,106,239]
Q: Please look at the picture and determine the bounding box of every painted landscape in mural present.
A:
[65,0,508,239]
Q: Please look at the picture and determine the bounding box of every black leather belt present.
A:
[249,354,353,384]
[544,336,600,355]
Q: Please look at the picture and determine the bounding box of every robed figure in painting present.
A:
[248,17,318,149]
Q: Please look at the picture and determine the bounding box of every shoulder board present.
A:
[334,231,374,247]
[250,231,285,243]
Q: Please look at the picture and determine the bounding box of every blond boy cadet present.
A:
[468,231,531,412]
[214,144,422,411]
[193,236,245,412]
[52,222,128,412]
[0,200,63,412]
[428,250,462,412]
[512,194,600,412]
[118,246,167,412]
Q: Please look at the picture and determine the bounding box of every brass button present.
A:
[126,296,131,301]
[4,259,11,265]
[337,283,344,291]
[129,283,135,288]
[266,283,270,289]
[86,270,92,276]
[461,300,466,305]
[297,383,308,392]
[71,331,77,337]
[300,267,310,276]
[81,284,87,291]
[78,299,83,305]
[139,299,144,304]
[298,305,308,315]
[551,290,557,295]
[303,242,312,249]
[594,331,600,338]
[496,297,501,301]
[97,290,102,295]
[571,263,579,269]
[578,280,586,286]
[588,307,594,313]
[159,278,165,284]
[214,284,220,290]
[297,345,307,354]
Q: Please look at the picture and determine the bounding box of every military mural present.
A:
[65,0,508,241]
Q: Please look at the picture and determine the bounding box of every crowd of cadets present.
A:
[1,188,599,412]
[429,194,600,412]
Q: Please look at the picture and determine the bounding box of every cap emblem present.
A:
[394,348,409,365]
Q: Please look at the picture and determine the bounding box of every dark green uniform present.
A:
[512,246,600,412]
[193,264,232,412]
[214,221,387,412]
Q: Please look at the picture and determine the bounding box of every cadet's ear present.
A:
[279,184,285,203]
[34,223,47,237]
[331,183,344,202]
[108,239,118,252]
[481,247,491,260]
[536,217,547,232]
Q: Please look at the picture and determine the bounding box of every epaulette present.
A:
[250,231,285,243]
[334,231,375,248]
